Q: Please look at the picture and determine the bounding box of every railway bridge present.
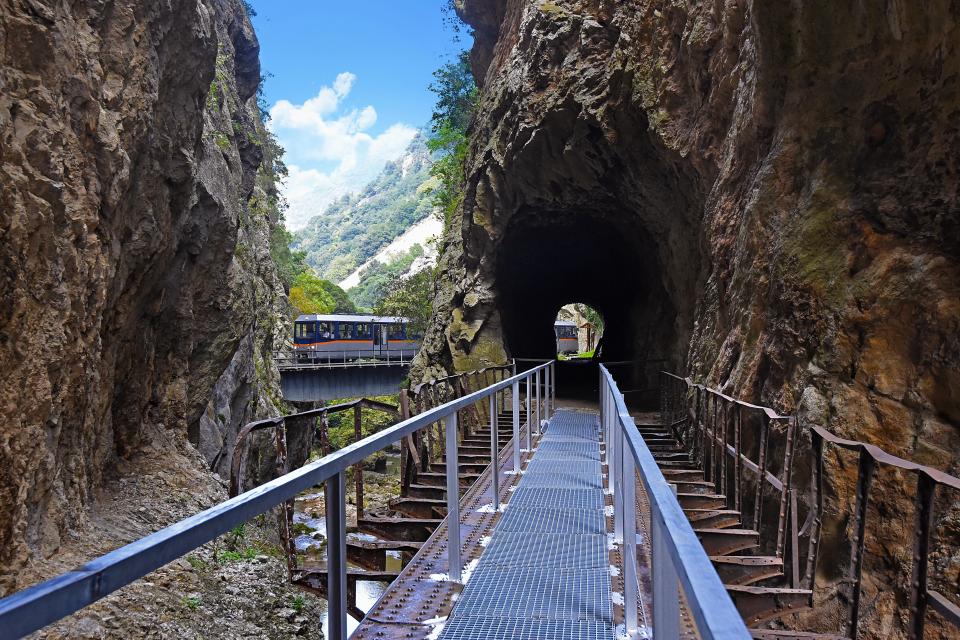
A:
[1,360,958,640]
[276,352,413,401]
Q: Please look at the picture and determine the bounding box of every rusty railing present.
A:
[660,371,960,638]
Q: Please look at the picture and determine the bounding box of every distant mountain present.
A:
[291,133,435,283]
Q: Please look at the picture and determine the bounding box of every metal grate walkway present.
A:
[439,409,615,639]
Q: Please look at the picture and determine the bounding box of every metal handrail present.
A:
[274,349,416,370]
[660,371,797,569]
[228,397,401,497]
[658,370,960,638]
[0,361,556,640]
[600,364,749,639]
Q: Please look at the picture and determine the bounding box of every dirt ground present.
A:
[18,428,325,640]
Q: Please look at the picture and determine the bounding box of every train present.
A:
[293,314,420,363]
[555,320,579,355]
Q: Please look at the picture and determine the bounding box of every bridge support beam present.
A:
[280,364,409,402]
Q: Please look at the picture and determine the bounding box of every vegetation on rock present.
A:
[425,50,477,226]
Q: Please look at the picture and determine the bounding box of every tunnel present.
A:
[494,207,693,404]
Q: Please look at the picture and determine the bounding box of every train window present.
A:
[296,323,315,339]
[355,323,371,339]
[556,325,576,339]
[388,323,405,340]
[318,322,332,340]
[336,323,350,339]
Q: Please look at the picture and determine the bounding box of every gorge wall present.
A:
[415,0,959,635]
[0,0,291,592]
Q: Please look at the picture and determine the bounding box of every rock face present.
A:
[416,0,959,636]
[0,0,290,591]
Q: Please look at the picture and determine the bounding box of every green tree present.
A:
[347,245,425,311]
[270,223,308,289]
[576,303,605,336]
[320,279,357,314]
[428,50,477,133]
[289,271,336,316]
[374,267,435,337]
[426,51,477,224]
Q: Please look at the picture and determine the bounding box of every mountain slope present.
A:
[291,133,435,282]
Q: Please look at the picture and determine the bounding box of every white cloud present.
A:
[269,72,418,230]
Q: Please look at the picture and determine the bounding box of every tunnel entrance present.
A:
[495,207,693,404]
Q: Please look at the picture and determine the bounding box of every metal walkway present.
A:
[439,409,615,639]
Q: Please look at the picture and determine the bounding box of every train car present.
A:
[555,320,579,355]
[293,314,420,363]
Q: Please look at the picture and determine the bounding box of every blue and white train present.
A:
[293,314,420,363]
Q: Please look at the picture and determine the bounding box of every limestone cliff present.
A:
[416,0,959,635]
[0,0,290,592]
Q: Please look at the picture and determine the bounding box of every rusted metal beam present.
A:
[848,449,876,639]
[908,473,936,640]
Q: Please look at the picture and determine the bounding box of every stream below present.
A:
[293,450,403,635]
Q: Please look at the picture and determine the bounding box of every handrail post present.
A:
[526,374,532,450]
[604,378,610,451]
[623,418,639,635]
[908,474,937,640]
[512,380,521,471]
[445,412,461,582]
[653,483,680,639]
[490,395,499,511]
[325,471,347,640]
[535,368,541,436]
[599,369,605,443]
[354,404,363,516]
[550,361,556,415]
[610,411,627,543]
[545,363,552,419]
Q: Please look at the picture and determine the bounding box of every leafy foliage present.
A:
[288,271,355,317]
[347,245,425,311]
[575,303,605,335]
[425,50,477,225]
[270,223,307,288]
[322,395,400,450]
[429,50,477,134]
[374,266,436,337]
[322,280,357,314]
[441,0,471,42]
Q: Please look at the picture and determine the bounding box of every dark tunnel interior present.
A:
[495,209,684,404]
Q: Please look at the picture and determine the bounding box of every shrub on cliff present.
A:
[426,50,476,225]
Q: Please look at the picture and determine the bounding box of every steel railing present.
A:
[0,360,556,640]
[600,364,749,639]
[274,348,417,369]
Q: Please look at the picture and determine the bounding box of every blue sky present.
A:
[248,1,470,229]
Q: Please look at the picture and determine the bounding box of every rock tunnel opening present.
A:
[553,303,603,357]
[495,208,693,403]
